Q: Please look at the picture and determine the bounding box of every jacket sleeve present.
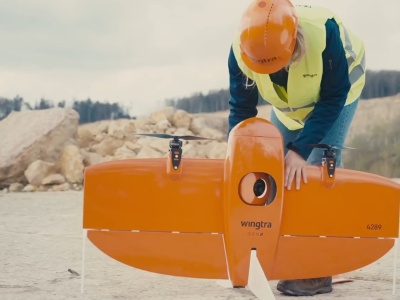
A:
[287,19,351,159]
[228,46,259,134]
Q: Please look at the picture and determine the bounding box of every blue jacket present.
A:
[228,19,351,159]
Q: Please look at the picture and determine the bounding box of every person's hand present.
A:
[284,150,308,190]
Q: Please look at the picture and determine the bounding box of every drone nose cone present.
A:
[231,117,282,138]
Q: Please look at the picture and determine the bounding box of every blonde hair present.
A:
[286,24,307,69]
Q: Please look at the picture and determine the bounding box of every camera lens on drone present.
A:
[253,179,266,197]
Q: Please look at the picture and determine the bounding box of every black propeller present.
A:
[135,133,214,141]
[306,143,355,150]
[306,144,355,178]
[135,133,214,171]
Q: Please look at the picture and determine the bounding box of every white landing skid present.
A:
[217,249,276,300]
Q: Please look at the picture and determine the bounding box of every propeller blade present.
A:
[306,144,355,150]
[336,145,355,150]
[177,135,214,141]
[136,133,175,139]
[135,133,213,141]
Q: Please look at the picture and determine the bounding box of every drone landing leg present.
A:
[393,238,398,296]
[216,250,276,299]
[246,249,276,300]
[81,229,87,293]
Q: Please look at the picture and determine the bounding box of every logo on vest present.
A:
[303,73,318,78]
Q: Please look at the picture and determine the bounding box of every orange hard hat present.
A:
[238,0,298,74]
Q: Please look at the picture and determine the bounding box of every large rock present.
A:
[90,136,124,156]
[0,108,79,187]
[77,127,93,149]
[114,145,136,159]
[60,144,85,183]
[190,116,228,135]
[136,145,164,158]
[42,174,66,185]
[107,119,136,139]
[24,160,56,186]
[80,149,104,166]
[150,107,174,123]
[172,109,192,129]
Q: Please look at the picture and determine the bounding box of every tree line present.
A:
[0,97,131,124]
[1,70,399,122]
[166,70,400,113]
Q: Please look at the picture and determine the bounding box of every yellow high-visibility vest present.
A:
[232,5,366,130]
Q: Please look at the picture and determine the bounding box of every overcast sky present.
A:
[0,0,399,116]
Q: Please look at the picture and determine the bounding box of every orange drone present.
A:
[82,117,400,298]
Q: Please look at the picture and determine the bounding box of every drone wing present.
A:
[83,158,229,279]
